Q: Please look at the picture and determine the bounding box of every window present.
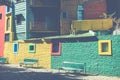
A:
[5,34,10,42]
[13,42,18,54]
[28,44,36,53]
[98,40,112,55]
[16,14,22,25]
[0,14,2,19]
[61,11,68,19]
[77,4,84,20]
[51,41,61,56]
[101,43,108,52]
[6,18,10,31]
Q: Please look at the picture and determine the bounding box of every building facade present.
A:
[0,5,6,57]
[1,0,120,39]
[51,35,120,76]
[5,5,14,42]
[13,0,27,40]
[13,0,60,40]
[4,40,51,68]
[1,0,120,76]
[28,0,60,38]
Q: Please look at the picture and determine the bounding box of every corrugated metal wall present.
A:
[13,0,27,40]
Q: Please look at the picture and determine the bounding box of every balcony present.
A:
[30,0,58,8]
[30,22,58,33]
[72,19,113,31]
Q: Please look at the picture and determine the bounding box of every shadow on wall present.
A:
[55,36,98,43]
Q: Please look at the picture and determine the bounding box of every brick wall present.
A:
[52,35,120,76]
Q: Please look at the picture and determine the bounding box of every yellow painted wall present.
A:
[5,13,14,41]
[4,41,51,68]
[5,13,13,33]
[72,19,113,31]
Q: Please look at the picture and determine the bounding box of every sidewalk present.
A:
[0,64,120,80]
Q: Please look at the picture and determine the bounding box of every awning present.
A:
[43,32,95,39]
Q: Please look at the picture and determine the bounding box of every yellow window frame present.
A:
[98,40,112,55]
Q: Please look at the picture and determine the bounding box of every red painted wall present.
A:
[0,5,6,57]
[84,0,107,19]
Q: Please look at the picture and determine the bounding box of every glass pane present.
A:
[52,42,59,52]
[30,46,34,51]
[5,34,10,42]
[28,44,36,53]
[102,42,108,52]
[7,18,10,31]
[14,43,18,53]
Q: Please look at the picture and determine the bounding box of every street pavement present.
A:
[0,64,120,80]
[0,64,85,80]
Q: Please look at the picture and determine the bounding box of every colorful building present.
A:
[60,0,84,35]
[0,5,6,57]
[0,0,13,56]
[29,0,60,38]
[1,0,120,40]
[1,0,120,76]
[12,0,60,40]
[51,35,120,76]
[12,0,90,39]
[5,5,14,42]
[4,39,51,68]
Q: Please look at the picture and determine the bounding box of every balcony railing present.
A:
[30,22,58,32]
[30,0,57,7]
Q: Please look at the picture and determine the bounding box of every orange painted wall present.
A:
[0,5,6,57]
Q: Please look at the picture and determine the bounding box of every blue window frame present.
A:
[13,42,18,53]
